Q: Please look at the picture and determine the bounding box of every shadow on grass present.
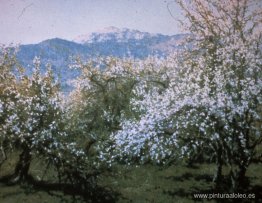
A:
[0,175,120,203]
[165,172,194,181]
[165,172,213,182]
[0,184,25,199]
[164,172,262,202]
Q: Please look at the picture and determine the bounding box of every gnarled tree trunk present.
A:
[11,145,32,183]
[212,141,223,190]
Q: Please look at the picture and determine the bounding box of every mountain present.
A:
[73,27,187,56]
[16,27,187,92]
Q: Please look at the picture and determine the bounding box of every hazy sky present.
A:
[0,0,183,45]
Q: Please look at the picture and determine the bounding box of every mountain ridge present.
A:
[15,27,188,92]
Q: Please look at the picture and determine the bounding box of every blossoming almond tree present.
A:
[68,56,176,167]
[4,57,67,182]
[176,0,262,190]
[0,50,110,197]
[0,46,20,167]
[109,0,262,191]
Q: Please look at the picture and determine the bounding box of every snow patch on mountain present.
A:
[73,26,159,44]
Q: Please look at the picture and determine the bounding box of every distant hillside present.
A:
[16,27,188,92]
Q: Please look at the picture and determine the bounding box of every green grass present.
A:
[99,164,216,203]
[0,183,72,203]
[0,158,261,203]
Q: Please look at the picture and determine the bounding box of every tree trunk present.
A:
[231,165,248,192]
[0,144,7,166]
[213,144,223,190]
[11,146,32,183]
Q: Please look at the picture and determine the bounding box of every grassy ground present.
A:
[98,163,262,203]
[0,156,261,203]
